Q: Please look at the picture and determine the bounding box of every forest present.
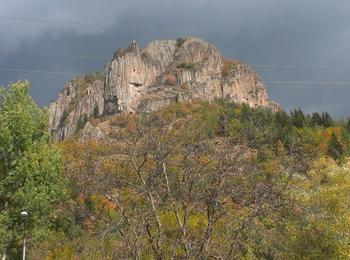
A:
[1,82,350,259]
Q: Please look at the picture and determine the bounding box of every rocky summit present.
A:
[48,37,278,141]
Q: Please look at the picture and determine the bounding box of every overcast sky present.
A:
[1,0,350,117]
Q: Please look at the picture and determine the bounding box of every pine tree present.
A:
[321,112,333,127]
[346,118,350,132]
[327,133,343,161]
[290,108,305,128]
[310,112,322,127]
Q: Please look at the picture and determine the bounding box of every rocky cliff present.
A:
[49,37,278,141]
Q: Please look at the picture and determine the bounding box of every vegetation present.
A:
[222,58,241,76]
[65,75,102,121]
[176,62,195,69]
[1,82,350,258]
[77,115,88,131]
[84,72,104,84]
[0,82,66,259]
[114,42,139,58]
[48,102,350,258]
[176,37,187,47]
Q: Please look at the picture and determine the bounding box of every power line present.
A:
[0,67,83,76]
[0,16,161,30]
[1,67,350,86]
[5,49,350,71]
[266,81,350,85]
[6,51,350,71]
[236,33,350,41]
[2,15,350,41]
[12,51,110,60]
[0,15,107,28]
[252,64,350,70]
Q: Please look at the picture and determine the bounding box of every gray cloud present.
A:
[1,0,350,117]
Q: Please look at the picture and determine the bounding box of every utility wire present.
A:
[252,64,350,70]
[265,81,350,85]
[1,67,350,86]
[6,51,350,71]
[0,67,83,76]
[0,15,107,28]
[12,51,110,60]
[1,15,350,40]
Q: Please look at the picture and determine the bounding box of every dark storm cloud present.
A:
[1,0,350,117]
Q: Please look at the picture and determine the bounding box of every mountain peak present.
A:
[49,37,278,141]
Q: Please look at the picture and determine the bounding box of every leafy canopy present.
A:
[0,81,65,257]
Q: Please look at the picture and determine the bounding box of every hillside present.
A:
[53,101,350,259]
[48,37,278,141]
[1,82,350,259]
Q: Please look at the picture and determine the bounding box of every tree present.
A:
[57,106,298,258]
[285,158,350,259]
[35,101,350,258]
[309,112,333,128]
[346,118,350,132]
[290,108,305,128]
[176,37,187,47]
[310,112,322,127]
[321,112,333,127]
[327,133,343,161]
[0,82,65,258]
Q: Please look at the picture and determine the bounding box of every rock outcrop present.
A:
[48,74,104,141]
[80,122,105,141]
[49,37,278,141]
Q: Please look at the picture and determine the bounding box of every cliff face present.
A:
[48,75,104,141]
[49,37,278,141]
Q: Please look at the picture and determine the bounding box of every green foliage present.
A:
[1,90,349,258]
[290,108,305,128]
[346,118,350,132]
[93,105,99,118]
[327,132,344,160]
[176,37,187,47]
[60,109,69,127]
[176,62,194,69]
[0,81,66,258]
[77,115,88,131]
[84,72,104,84]
[44,100,350,258]
[286,158,350,258]
[309,112,333,127]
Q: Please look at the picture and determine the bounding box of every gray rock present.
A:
[80,122,105,141]
[49,37,278,141]
[49,75,104,141]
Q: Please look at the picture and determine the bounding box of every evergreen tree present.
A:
[346,118,350,132]
[321,112,333,127]
[310,112,322,127]
[327,133,344,161]
[290,108,305,128]
[274,111,291,127]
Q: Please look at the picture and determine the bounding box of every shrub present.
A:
[176,37,187,47]
[176,62,194,69]
[77,115,88,131]
[222,58,241,76]
[84,72,104,84]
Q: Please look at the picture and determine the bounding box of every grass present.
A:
[222,58,241,76]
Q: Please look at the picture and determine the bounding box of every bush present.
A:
[176,37,187,47]
[176,62,194,69]
[77,115,88,131]
[222,58,241,76]
[84,72,104,84]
